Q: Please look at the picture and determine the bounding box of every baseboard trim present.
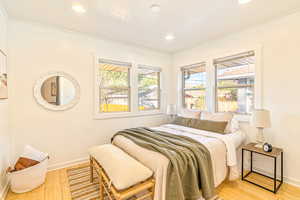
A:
[48,157,89,171]
[285,176,300,188]
[253,167,300,188]
[0,181,9,200]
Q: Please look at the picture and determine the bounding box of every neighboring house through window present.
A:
[214,51,255,114]
[98,59,131,113]
[181,62,206,110]
[95,58,163,119]
[180,49,259,117]
[138,66,161,111]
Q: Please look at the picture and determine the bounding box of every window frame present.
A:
[214,51,255,115]
[181,62,207,111]
[94,56,164,119]
[98,58,132,114]
[179,46,262,121]
[137,65,162,112]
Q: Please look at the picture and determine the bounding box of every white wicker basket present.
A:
[8,157,49,193]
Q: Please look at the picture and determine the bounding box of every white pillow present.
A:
[178,110,201,119]
[201,112,235,133]
[230,118,240,133]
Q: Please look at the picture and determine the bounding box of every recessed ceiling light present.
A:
[150,4,161,12]
[239,0,252,4]
[72,4,86,14]
[165,34,175,41]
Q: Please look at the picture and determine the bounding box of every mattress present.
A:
[112,124,246,200]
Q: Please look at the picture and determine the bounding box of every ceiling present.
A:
[2,0,300,52]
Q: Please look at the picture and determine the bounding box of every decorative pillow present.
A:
[178,110,201,119]
[172,116,193,127]
[201,112,234,133]
[190,119,228,134]
[230,118,240,133]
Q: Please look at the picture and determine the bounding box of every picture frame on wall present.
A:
[0,49,8,100]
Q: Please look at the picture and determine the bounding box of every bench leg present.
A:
[99,173,104,200]
[150,186,155,200]
[90,157,94,183]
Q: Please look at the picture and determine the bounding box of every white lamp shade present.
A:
[251,109,271,128]
[166,104,177,115]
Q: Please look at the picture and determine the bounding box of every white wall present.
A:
[0,2,9,200]
[8,20,172,169]
[173,11,300,186]
[6,4,300,190]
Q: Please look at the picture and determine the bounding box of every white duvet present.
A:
[113,124,246,200]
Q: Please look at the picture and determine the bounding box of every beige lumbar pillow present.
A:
[190,119,228,134]
[172,116,193,127]
[172,117,228,134]
[201,112,233,133]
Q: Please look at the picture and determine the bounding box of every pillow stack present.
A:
[173,116,228,134]
[173,111,239,134]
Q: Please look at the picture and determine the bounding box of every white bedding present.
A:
[158,124,246,166]
[112,124,246,200]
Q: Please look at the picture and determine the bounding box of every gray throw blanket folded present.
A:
[112,127,217,200]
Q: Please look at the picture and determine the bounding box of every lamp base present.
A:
[254,143,263,148]
[255,128,265,149]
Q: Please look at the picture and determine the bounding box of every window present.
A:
[95,57,164,119]
[214,51,255,114]
[138,66,161,111]
[181,62,206,110]
[98,59,131,113]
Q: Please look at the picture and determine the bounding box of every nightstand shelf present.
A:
[241,143,283,193]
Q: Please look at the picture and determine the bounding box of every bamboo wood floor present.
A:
[5,163,300,200]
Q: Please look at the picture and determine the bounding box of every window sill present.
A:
[94,110,165,120]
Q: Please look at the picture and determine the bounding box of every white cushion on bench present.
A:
[89,144,153,190]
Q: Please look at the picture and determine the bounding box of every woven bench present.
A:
[89,144,155,200]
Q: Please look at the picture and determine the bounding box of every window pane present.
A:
[99,63,129,88]
[138,68,160,111]
[139,88,159,111]
[217,64,255,87]
[139,99,159,111]
[217,87,254,114]
[215,52,255,114]
[184,90,206,110]
[100,88,129,112]
[183,67,206,89]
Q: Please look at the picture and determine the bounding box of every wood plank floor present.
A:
[5,163,300,200]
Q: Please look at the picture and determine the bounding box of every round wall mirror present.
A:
[34,72,80,111]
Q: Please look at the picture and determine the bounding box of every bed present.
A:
[112,123,246,200]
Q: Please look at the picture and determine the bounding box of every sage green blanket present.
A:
[112,127,217,200]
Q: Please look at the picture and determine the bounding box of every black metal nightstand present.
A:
[241,143,283,193]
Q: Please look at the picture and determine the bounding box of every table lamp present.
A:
[251,109,271,148]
